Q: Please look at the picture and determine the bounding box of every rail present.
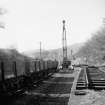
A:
[84,67,89,88]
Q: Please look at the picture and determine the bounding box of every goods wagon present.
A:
[0,59,58,96]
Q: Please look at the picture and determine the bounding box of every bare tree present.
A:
[0,7,7,29]
[76,20,105,65]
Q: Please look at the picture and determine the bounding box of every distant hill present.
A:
[23,43,83,61]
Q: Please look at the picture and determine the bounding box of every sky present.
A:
[0,0,105,52]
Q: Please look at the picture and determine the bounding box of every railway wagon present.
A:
[24,60,46,85]
[26,60,58,83]
[47,60,58,74]
[0,60,26,96]
[0,59,58,96]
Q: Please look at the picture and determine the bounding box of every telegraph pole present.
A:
[40,42,42,60]
[71,49,73,60]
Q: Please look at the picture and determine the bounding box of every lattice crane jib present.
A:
[62,20,67,62]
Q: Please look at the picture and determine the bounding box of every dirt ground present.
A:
[69,89,105,105]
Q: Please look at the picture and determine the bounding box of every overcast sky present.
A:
[0,0,105,52]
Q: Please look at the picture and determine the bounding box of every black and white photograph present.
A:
[0,0,105,105]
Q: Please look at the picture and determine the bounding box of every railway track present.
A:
[76,66,88,90]
[2,69,74,105]
[76,66,105,90]
[87,66,105,90]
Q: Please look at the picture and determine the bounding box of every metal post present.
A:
[85,67,89,88]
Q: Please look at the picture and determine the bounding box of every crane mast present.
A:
[62,20,67,62]
[62,20,71,68]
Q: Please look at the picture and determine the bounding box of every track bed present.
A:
[2,70,74,105]
[76,66,105,90]
[87,67,105,90]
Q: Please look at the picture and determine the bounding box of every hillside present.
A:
[23,43,83,61]
[75,25,105,65]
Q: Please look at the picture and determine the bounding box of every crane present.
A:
[62,20,71,69]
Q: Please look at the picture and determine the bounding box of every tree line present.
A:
[76,24,105,65]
